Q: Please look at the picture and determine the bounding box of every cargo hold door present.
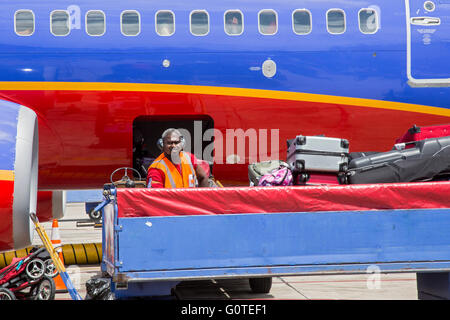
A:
[406,0,450,86]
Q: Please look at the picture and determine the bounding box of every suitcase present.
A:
[248,160,289,186]
[395,124,450,145]
[346,136,450,184]
[286,135,349,173]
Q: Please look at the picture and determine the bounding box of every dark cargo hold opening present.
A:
[132,115,214,179]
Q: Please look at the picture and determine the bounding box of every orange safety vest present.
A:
[149,152,197,188]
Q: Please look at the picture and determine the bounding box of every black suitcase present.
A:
[346,136,450,184]
[348,151,380,162]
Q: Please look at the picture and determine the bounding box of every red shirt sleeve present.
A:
[191,153,211,177]
[146,167,165,188]
[190,152,198,170]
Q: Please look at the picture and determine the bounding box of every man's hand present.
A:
[195,164,209,187]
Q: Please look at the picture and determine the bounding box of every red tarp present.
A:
[116,182,450,217]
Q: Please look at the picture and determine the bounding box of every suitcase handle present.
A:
[393,141,419,150]
[293,149,349,157]
[408,124,421,134]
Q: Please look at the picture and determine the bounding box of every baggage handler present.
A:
[147,128,209,188]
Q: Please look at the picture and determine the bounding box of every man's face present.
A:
[163,132,182,157]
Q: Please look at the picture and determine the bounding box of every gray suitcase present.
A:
[287,135,349,173]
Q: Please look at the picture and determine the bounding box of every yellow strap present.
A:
[30,213,66,273]
[215,180,224,188]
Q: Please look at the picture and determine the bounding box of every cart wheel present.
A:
[88,208,102,222]
[26,258,45,280]
[0,288,16,300]
[44,259,58,278]
[249,277,272,294]
[32,276,56,300]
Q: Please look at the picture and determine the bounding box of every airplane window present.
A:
[15,10,34,36]
[190,10,209,36]
[224,10,243,36]
[156,11,175,36]
[327,9,345,34]
[86,10,105,36]
[51,10,70,36]
[292,9,311,35]
[258,9,277,35]
[359,9,378,34]
[121,10,140,36]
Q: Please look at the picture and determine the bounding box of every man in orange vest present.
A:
[147,128,209,188]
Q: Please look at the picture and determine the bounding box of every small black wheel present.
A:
[249,277,272,294]
[88,208,102,222]
[0,288,16,300]
[32,276,56,300]
[294,160,304,172]
[300,173,309,183]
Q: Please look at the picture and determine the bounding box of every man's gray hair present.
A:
[161,128,182,140]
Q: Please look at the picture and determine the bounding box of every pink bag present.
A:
[258,165,293,186]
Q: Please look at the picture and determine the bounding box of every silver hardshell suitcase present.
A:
[287,135,349,173]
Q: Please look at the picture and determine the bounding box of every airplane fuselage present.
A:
[1,0,450,188]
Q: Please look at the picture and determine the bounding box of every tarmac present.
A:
[32,203,419,300]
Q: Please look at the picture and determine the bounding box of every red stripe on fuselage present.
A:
[0,180,14,252]
[2,90,450,188]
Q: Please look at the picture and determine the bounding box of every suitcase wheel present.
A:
[295,173,309,184]
[341,139,349,149]
[408,124,421,134]
[295,135,306,145]
[339,163,348,172]
[338,173,347,184]
[300,173,309,183]
[301,173,309,183]
[294,160,305,172]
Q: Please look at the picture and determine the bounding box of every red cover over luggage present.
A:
[116,182,450,218]
[395,124,450,144]
[295,173,340,185]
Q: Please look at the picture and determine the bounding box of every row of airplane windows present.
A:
[14,8,379,37]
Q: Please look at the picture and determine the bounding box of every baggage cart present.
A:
[100,182,450,299]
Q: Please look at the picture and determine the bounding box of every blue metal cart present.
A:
[99,185,450,299]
